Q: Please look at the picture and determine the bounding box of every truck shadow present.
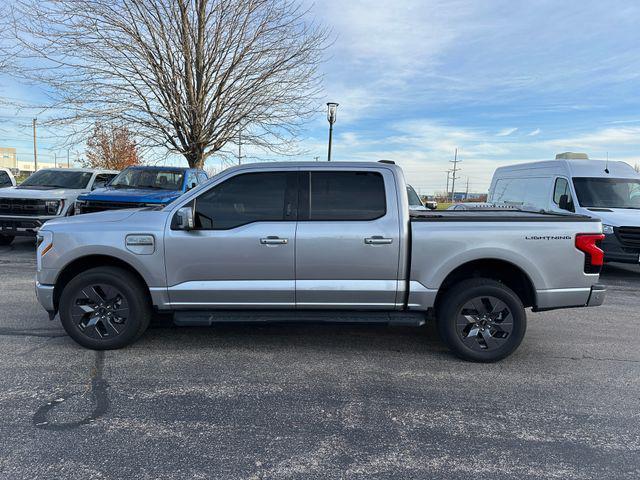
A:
[142,320,449,356]
[601,262,640,281]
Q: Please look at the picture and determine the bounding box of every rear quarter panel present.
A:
[409,219,602,309]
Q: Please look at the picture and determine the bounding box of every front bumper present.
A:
[602,233,640,264]
[0,216,58,237]
[35,281,55,314]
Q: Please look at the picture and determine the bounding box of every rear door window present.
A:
[301,171,386,220]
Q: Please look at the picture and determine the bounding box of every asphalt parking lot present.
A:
[0,237,639,479]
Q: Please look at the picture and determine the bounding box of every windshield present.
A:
[573,177,640,209]
[20,170,93,189]
[0,171,12,187]
[406,186,423,207]
[110,168,185,190]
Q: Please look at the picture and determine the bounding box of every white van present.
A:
[488,153,640,264]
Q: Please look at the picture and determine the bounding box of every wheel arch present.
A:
[53,255,151,311]
[434,258,537,310]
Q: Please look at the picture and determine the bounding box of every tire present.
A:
[437,278,526,362]
[59,266,151,350]
[0,234,14,246]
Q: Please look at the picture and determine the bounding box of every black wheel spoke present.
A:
[480,328,499,349]
[80,286,105,305]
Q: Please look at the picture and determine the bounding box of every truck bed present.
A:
[410,210,600,223]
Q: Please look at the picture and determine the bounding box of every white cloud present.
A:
[496,128,518,137]
[528,128,541,136]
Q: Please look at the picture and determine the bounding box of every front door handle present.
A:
[364,236,393,245]
[260,236,288,245]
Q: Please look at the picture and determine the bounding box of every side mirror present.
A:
[92,181,105,190]
[559,194,574,212]
[174,205,194,230]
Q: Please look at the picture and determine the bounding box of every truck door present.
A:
[295,169,401,309]
[164,170,298,308]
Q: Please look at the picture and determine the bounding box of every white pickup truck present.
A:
[35,161,606,361]
[0,168,117,245]
[0,168,16,189]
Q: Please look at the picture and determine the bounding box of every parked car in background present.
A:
[75,166,207,214]
[36,161,605,362]
[0,168,118,245]
[448,203,518,211]
[0,168,16,189]
[423,195,438,210]
[489,153,640,264]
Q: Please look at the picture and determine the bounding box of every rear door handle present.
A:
[364,236,393,245]
[260,236,288,245]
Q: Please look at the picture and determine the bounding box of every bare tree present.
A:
[11,0,329,168]
[85,123,141,170]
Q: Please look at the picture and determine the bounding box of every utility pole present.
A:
[449,148,461,203]
[32,118,38,171]
[465,177,469,201]
[54,152,57,168]
[67,149,70,168]
[446,171,451,199]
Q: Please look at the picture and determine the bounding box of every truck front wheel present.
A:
[437,278,527,362]
[59,266,151,350]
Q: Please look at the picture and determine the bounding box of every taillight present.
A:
[575,233,605,274]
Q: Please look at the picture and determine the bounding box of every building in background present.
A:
[0,147,17,170]
[452,192,487,202]
[0,147,65,175]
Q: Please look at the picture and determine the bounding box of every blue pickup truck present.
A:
[75,166,207,214]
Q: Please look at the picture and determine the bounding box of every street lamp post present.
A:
[326,102,338,161]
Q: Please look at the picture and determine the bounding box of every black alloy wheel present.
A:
[59,266,151,349]
[437,278,526,362]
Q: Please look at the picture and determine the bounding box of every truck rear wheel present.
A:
[59,266,151,350]
[437,278,526,362]
[0,234,14,246]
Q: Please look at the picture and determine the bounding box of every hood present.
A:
[44,208,140,228]
[0,186,86,200]
[585,208,640,227]
[78,186,182,203]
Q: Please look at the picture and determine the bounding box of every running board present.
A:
[173,310,427,327]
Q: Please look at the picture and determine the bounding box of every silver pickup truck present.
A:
[35,161,606,361]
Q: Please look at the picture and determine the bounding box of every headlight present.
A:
[602,224,614,235]
[36,230,53,270]
[45,200,63,215]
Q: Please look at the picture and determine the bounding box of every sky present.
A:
[2,0,640,193]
